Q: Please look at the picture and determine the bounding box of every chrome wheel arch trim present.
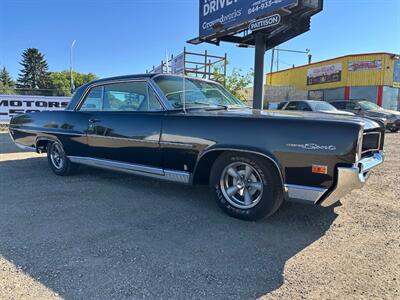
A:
[194,148,285,188]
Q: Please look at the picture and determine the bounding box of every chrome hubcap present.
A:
[220,162,264,209]
[50,143,65,169]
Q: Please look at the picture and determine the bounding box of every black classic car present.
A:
[9,74,385,221]
[329,99,400,132]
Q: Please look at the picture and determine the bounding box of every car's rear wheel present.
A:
[388,128,399,133]
[210,152,283,221]
[47,141,79,176]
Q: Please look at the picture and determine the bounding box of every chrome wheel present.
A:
[220,162,264,209]
[50,142,65,170]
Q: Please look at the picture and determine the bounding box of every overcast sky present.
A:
[1,0,399,80]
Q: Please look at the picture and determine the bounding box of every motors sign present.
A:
[249,14,281,31]
[0,95,70,123]
[199,0,298,38]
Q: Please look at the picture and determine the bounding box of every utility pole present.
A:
[70,40,76,94]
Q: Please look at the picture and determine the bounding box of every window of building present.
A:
[323,88,345,101]
[382,87,399,110]
[350,86,378,103]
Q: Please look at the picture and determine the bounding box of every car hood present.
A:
[186,108,381,130]
[365,109,400,118]
[319,110,355,116]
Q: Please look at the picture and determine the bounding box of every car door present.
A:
[78,79,164,168]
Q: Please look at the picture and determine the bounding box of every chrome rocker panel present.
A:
[67,156,190,184]
[285,151,384,206]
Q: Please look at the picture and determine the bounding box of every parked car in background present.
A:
[8,74,385,221]
[278,100,355,116]
[329,100,400,132]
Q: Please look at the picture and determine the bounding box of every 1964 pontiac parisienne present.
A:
[9,74,385,220]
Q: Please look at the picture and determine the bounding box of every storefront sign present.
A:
[0,95,70,123]
[249,14,281,31]
[393,60,400,88]
[172,53,185,74]
[307,63,342,86]
[348,60,382,71]
[199,0,298,38]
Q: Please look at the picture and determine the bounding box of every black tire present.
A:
[388,128,399,133]
[47,141,79,176]
[210,152,284,221]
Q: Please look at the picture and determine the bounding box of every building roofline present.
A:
[267,52,398,76]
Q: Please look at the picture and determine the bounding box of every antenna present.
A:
[165,49,169,73]
[182,76,186,114]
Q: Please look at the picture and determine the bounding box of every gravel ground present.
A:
[0,131,399,300]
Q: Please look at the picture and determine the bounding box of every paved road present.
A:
[0,132,398,299]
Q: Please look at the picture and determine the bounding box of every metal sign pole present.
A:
[252,32,267,110]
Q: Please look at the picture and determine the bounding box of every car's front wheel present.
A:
[47,141,79,176]
[210,152,284,221]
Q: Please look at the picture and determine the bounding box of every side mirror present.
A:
[354,106,362,111]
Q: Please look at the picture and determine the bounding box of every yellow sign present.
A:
[393,82,400,88]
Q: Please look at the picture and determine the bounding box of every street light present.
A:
[70,40,76,94]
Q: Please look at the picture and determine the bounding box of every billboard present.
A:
[393,60,400,88]
[348,60,382,71]
[307,63,342,86]
[0,94,70,123]
[199,0,299,38]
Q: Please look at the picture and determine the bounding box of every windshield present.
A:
[358,101,381,111]
[308,101,338,111]
[154,75,245,109]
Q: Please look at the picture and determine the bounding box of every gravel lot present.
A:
[0,131,399,300]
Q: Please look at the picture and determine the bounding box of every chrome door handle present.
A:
[89,118,101,123]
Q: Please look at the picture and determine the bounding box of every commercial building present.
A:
[266,52,400,110]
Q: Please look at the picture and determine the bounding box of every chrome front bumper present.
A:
[285,151,384,206]
[319,151,384,207]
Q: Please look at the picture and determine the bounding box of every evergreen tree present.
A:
[0,67,15,94]
[17,48,50,89]
[0,67,14,87]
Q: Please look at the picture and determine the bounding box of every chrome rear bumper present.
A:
[319,151,384,207]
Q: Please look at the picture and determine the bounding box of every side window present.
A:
[297,102,312,111]
[80,86,103,111]
[79,81,163,112]
[103,82,162,112]
[332,101,346,109]
[346,102,358,110]
[103,82,146,111]
[285,102,299,110]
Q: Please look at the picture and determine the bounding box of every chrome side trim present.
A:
[67,156,190,184]
[14,142,36,152]
[320,151,384,207]
[160,141,195,149]
[87,134,159,144]
[12,127,85,136]
[285,184,327,204]
[164,170,192,184]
